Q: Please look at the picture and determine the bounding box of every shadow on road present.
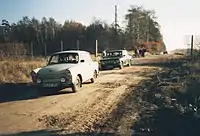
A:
[0,79,114,104]
[0,83,39,103]
[1,129,61,136]
[0,83,73,103]
[1,129,154,136]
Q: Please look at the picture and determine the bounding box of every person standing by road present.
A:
[134,48,139,58]
[102,50,106,57]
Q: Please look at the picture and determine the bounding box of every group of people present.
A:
[134,48,147,58]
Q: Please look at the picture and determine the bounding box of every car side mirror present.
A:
[80,60,85,63]
[46,58,49,65]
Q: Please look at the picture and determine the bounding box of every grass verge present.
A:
[0,58,45,83]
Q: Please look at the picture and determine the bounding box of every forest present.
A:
[0,5,166,56]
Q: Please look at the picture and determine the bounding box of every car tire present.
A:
[128,60,131,66]
[91,70,98,83]
[72,76,81,93]
[100,66,104,71]
[119,61,123,69]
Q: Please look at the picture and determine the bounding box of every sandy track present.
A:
[0,56,168,135]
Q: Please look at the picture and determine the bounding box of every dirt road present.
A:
[0,55,172,135]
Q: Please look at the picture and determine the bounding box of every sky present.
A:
[1,0,200,51]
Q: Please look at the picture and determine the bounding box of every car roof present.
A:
[52,50,90,55]
[106,50,125,52]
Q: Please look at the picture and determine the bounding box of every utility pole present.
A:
[44,27,47,58]
[114,5,119,49]
[114,5,118,31]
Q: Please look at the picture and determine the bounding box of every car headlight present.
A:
[115,60,120,63]
[36,79,42,84]
[101,61,105,64]
[65,70,71,76]
[61,77,66,83]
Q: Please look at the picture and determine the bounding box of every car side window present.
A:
[60,53,79,63]
[49,55,59,64]
[124,51,128,56]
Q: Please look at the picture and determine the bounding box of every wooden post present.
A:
[31,42,33,57]
[77,40,79,50]
[191,35,194,61]
[60,40,63,51]
[44,43,47,58]
[95,40,98,57]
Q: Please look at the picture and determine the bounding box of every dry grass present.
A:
[0,58,45,83]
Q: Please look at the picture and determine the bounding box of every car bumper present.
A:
[101,63,120,69]
[34,82,73,89]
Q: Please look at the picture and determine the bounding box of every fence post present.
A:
[191,35,194,61]
[60,40,63,51]
[77,40,80,50]
[95,40,98,57]
[31,42,33,57]
[44,43,47,58]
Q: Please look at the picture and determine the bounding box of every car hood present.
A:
[38,64,75,74]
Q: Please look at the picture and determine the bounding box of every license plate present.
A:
[106,65,113,68]
[43,83,58,87]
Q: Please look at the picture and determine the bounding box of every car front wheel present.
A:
[119,61,123,69]
[72,76,81,93]
[128,60,131,66]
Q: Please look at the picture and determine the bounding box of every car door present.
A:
[122,51,128,65]
[85,53,94,79]
[80,53,93,82]
[124,51,131,65]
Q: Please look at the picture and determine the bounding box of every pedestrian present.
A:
[139,49,142,57]
[103,50,106,57]
[134,49,138,58]
[141,48,146,57]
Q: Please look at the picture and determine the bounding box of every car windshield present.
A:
[48,53,79,65]
[105,51,122,57]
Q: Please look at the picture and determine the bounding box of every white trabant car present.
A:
[31,50,99,93]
